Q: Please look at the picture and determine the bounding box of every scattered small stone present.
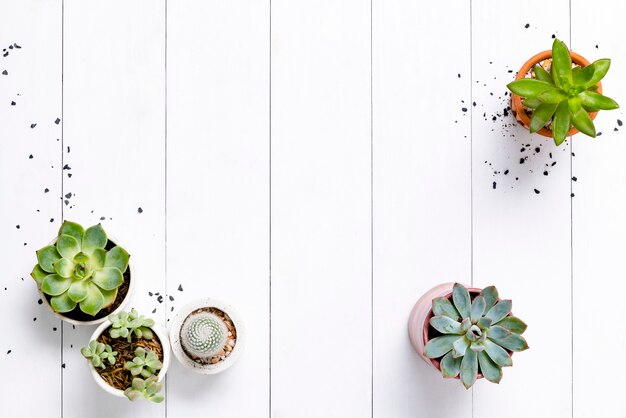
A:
[504,169,509,175]
[519,158,525,164]
[61,363,65,369]
[6,350,11,355]
[16,225,20,229]
[534,189,540,194]
[618,119,623,127]
[37,299,42,305]
[55,118,60,125]
[148,291,153,297]
[28,154,33,159]
[524,23,530,28]
[64,192,72,199]
[572,176,577,182]
[571,193,575,197]
[457,74,461,78]
[177,284,183,291]
[461,107,468,112]
[137,207,143,214]
[2,70,8,75]
[543,171,548,176]
[169,295,174,302]
[10,101,15,106]
[62,164,71,170]
[152,308,157,314]
[100,216,105,220]
[157,295,164,303]
[44,188,49,193]
[50,218,54,222]
[492,181,497,190]
[33,317,37,321]
[53,327,57,331]
[30,123,36,129]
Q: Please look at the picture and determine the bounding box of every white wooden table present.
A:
[1,1,623,417]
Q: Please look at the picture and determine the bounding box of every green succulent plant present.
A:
[507,38,619,146]
[181,312,227,359]
[125,347,163,378]
[109,309,155,343]
[31,221,130,316]
[424,283,528,389]
[80,340,118,369]
[124,376,164,403]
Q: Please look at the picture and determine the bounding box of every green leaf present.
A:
[430,316,462,334]
[124,389,141,401]
[31,265,48,285]
[423,335,459,358]
[483,339,512,367]
[56,235,81,260]
[487,325,511,340]
[579,91,619,111]
[92,267,123,291]
[496,316,528,334]
[490,334,529,352]
[537,88,567,104]
[100,287,119,309]
[79,283,105,316]
[82,224,107,254]
[479,286,498,312]
[460,349,478,389]
[571,107,596,138]
[53,258,75,279]
[41,274,72,296]
[452,283,471,319]
[522,98,542,109]
[440,351,461,378]
[452,336,469,358]
[533,64,553,83]
[90,249,106,269]
[58,221,84,247]
[583,58,611,89]
[551,39,572,89]
[36,245,62,273]
[432,297,460,321]
[105,246,130,273]
[530,103,558,133]
[477,317,493,330]
[132,378,146,391]
[139,327,154,340]
[469,342,484,352]
[507,79,555,98]
[485,299,512,323]
[50,292,78,313]
[573,63,595,86]
[68,280,89,303]
[552,101,571,146]
[149,394,164,404]
[478,351,502,384]
[470,296,486,323]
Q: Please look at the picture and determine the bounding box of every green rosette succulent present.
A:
[109,309,155,343]
[124,376,164,403]
[80,340,118,369]
[125,347,163,378]
[31,221,130,316]
[424,283,528,389]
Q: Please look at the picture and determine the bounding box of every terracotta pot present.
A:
[87,320,171,398]
[510,50,602,138]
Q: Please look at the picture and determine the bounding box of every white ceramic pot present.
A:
[169,298,245,375]
[38,237,134,326]
[87,320,171,398]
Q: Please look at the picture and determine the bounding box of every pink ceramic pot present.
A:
[408,282,482,372]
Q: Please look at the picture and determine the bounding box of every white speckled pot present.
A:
[86,320,171,398]
[37,237,134,326]
[169,298,245,375]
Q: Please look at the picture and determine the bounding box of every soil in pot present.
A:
[181,307,237,365]
[44,240,131,322]
[95,327,164,391]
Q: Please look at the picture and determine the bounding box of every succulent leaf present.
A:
[181,312,228,359]
[59,221,85,246]
[92,267,123,291]
[452,283,471,319]
[100,288,119,309]
[530,103,558,133]
[485,299,512,323]
[452,336,469,358]
[109,309,155,343]
[440,351,461,378]
[552,101,570,145]
[537,87,568,104]
[478,351,502,384]
[430,316,462,334]
[470,296,486,323]
[507,79,554,98]
[31,265,48,285]
[477,317,492,330]
[483,339,512,367]
[486,325,511,340]
[432,297,461,321]
[90,249,106,269]
[37,245,61,273]
[124,376,164,403]
[533,64,553,83]
[53,258,75,279]
[579,91,619,111]
[522,98,542,109]
[56,235,81,260]
[570,106,596,137]
[460,349,478,389]
[424,335,458,358]
[50,293,78,312]
[82,224,107,254]
[490,334,529,352]
[68,280,90,303]
[41,274,72,296]
[80,284,105,316]
[583,58,610,89]
[551,39,573,89]
[495,316,527,334]
[105,246,130,273]
[479,286,498,312]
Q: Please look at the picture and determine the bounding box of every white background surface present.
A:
[0,1,624,417]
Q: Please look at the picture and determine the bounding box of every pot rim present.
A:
[37,235,134,326]
[510,49,602,138]
[169,297,246,375]
[86,319,171,398]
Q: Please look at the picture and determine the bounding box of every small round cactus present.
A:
[181,312,227,359]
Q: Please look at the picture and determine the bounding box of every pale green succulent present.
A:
[125,347,163,378]
[181,312,227,359]
[424,283,528,389]
[80,340,118,369]
[31,221,129,316]
[109,309,155,343]
[124,376,164,403]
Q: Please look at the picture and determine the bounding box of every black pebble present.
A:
[61,363,65,369]
[571,193,575,197]
[543,171,549,176]
[28,154,33,159]
[65,192,72,199]
[50,218,54,222]
[504,170,509,175]
[519,158,525,164]
[149,291,153,296]
[10,101,15,106]
[6,350,11,355]
[33,317,37,321]
[178,284,183,291]
[461,107,467,112]
[30,124,36,129]
[525,23,530,28]
[16,225,20,229]
[492,182,496,190]
[2,70,7,75]
[37,299,42,305]
[100,217,105,220]
[53,327,57,331]
[44,188,49,193]
[152,308,157,314]
[62,164,71,170]
[55,118,61,125]
[534,189,540,194]
[138,207,143,213]
[618,119,623,127]
[169,295,174,301]
[572,176,578,182]
[157,295,163,303]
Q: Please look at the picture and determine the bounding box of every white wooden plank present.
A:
[571,2,626,416]
[271,1,371,416]
[372,0,473,415]
[166,1,269,417]
[0,1,62,416]
[471,1,571,416]
[61,1,166,416]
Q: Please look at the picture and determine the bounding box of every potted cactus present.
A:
[507,38,619,146]
[408,283,528,389]
[31,221,133,325]
[81,308,171,402]
[169,298,245,374]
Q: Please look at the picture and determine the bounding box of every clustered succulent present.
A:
[424,283,528,389]
[125,347,163,379]
[31,221,129,316]
[80,340,118,369]
[124,376,164,403]
[109,308,155,343]
[507,38,619,146]
[181,312,227,359]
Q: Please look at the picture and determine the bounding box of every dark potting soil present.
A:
[95,327,164,391]
[44,240,131,322]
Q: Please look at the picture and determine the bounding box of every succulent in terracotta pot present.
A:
[31,221,133,325]
[408,283,528,389]
[81,308,171,402]
[507,38,619,145]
